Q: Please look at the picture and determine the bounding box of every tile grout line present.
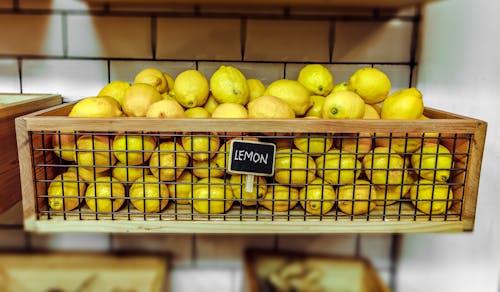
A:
[17,57,22,93]
[62,11,68,58]
[240,17,247,62]
[151,14,157,60]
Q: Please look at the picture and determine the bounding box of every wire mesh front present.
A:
[28,129,471,223]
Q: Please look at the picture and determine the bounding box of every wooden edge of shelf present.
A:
[26,220,467,233]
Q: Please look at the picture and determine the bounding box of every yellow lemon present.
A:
[337,179,377,215]
[381,88,424,119]
[333,132,373,158]
[229,174,267,206]
[331,82,350,93]
[305,95,325,118]
[203,94,219,114]
[247,95,295,119]
[122,83,162,117]
[69,96,122,118]
[185,107,211,118]
[410,179,453,215]
[98,80,131,107]
[321,90,365,119]
[192,177,233,214]
[293,134,333,156]
[264,79,312,116]
[149,142,190,181]
[134,67,168,94]
[260,185,299,212]
[67,166,109,182]
[247,78,266,102]
[373,172,415,205]
[211,103,248,118]
[163,72,175,93]
[299,178,336,215]
[167,170,198,205]
[52,131,77,162]
[210,65,249,105]
[182,133,220,162]
[129,175,169,213]
[112,162,149,184]
[297,64,334,96]
[76,135,116,173]
[146,99,186,118]
[213,141,232,171]
[363,104,381,119]
[315,150,361,184]
[112,135,157,166]
[274,148,316,186]
[374,131,423,154]
[192,159,225,179]
[348,67,391,104]
[411,143,454,182]
[174,69,209,108]
[47,171,85,211]
[362,147,409,185]
[85,176,125,212]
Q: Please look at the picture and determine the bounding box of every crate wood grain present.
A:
[15,103,486,233]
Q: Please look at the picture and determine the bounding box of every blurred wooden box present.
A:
[0,252,167,292]
[245,249,390,292]
[0,94,62,215]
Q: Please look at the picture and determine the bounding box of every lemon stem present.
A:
[330,108,338,115]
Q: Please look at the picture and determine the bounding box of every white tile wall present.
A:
[30,233,110,251]
[171,267,236,292]
[0,58,20,92]
[110,60,196,83]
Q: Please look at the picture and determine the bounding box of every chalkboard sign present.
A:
[228,140,276,176]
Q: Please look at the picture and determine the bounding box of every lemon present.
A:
[274,148,316,186]
[373,172,415,205]
[331,82,350,93]
[265,79,312,116]
[337,179,377,215]
[167,170,198,205]
[381,88,424,119]
[210,65,249,105]
[333,132,373,158]
[260,185,299,212]
[98,80,131,107]
[122,83,162,117]
[363,104,381,119]
[112,135,157,166]
[129,175,169,213]
[348,67,391,104]
[410,179,453,214]
[174,69,209,108]
[247,95,295,119]
[185,107,211,118]
[293,134,333,156]
[149,142,190,181]
[299,178,335,215]
[411,143,454,182]
[203,94,219,114]
[112,162,149,183]
[247,78,266,102]
[76,135,117,173]
[321,90,365,119]
[192,159,225,178]
[85,176,126,212]
[362,147,409,185]
[213,141,232,171]
[146,99,186,118]
[67,166,108,182]
[47,171,85,211]
[69,96,122,118]
[211,103,248,118]
[229,175,267,206]
[305,95,325,118]
[374,131,423,154]
[134,67,168,94]
[182,133,220,162]
[52,131,77,162]
[193,178,233,214]
[297,64,334,96]
[315,150,361,184]
[163,72,175,93]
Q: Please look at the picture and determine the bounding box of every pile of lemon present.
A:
[48,65,455,217]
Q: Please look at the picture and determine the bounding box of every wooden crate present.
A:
[244,249,390,292]
[0,252,167,292]
[0,94,62,216]
[15,103,486,233]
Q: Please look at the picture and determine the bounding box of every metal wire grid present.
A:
[29,130,471,222]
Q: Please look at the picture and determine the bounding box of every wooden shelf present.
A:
[83,0,441,8]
